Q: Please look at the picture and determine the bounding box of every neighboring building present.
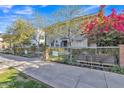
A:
[0,33,6,50]
[45,14,97,48]
[31,29,45,46]
[49,35,89,48]
[0,38,4,49]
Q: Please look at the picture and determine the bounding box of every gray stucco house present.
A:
[45,14,97,48]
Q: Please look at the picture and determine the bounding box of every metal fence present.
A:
[73,47,119,65]
[46,47,119,66]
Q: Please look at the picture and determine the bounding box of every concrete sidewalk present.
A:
[1,54,124,88]
[15,62,124,88]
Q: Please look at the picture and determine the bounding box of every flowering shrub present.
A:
[80,5,124,46]
[81,5,124,35]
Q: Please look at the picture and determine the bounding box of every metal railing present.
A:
[46,46,119,65]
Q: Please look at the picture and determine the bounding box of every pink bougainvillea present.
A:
[81,5,124,35]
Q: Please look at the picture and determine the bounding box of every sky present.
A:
[0,5,124,33]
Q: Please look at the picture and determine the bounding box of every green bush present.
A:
[111,66,124,74]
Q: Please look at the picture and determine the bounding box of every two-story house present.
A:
[45,14,97,48]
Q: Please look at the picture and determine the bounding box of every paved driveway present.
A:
[1,53,124,88]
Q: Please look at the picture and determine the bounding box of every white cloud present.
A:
[0,5,13,13]
[83,5,99,13]
[76,5,99,17]
[3,9,9,13]
[15,6,33,15]
[0,5,13,9]
[2,5,13,9]
[42,5,48,7]
[0,15,17,19]
[0,30,3,33]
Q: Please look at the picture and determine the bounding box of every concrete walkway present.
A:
[1,54,124,88]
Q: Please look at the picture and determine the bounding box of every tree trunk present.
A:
[43,32,47,61]
[37,42,41,57]
[68,25,72,64]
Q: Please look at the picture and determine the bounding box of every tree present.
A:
[53,5,82,63]
[3,19,35,54]
[2,33,14,53]
[96,30,123,46]
[32,11,52,60]
[32,12,46,52]
[80,5,124,46]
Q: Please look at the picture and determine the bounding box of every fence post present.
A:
[45,48,49,61]
[119,45,124,67]
[69,47,72,64]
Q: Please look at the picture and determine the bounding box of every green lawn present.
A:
[0,68,51,88]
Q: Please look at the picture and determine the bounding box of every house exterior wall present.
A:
[47,37,97,48]
[71,38,88,48]
[46,35,97,48]
[45,15,97,48]
[89,43,97,47]
[32,29,45,46]
[53,38,61,47]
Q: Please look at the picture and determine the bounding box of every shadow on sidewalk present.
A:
[0,53,41,62]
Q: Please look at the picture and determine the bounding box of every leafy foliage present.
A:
[111,66,124,75]
[80,5,124,46]
[3,19,35,47]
